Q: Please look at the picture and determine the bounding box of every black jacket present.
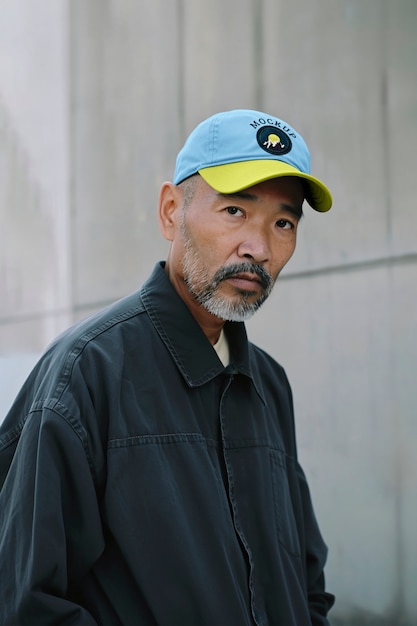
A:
[0,262,334,625]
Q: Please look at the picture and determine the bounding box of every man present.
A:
[0,109,335,625]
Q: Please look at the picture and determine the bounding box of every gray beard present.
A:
[181,234,275,322]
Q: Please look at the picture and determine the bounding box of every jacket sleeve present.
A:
[296,462,335,626]
[0,406,105,625]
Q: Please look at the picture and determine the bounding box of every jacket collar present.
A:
[140,262,265,401]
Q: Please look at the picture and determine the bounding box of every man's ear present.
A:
[157,182,183,241]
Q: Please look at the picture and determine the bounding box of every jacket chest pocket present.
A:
[269,450,301,558]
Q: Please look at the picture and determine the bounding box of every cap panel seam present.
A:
[208,117,220,167]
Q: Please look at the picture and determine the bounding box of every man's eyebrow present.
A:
[281,204,304,220]
[216,190,258,202]
[216,191,304,219]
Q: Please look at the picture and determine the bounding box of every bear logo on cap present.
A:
[257,125,292,155]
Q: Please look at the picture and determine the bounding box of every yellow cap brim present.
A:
[199,160,332,212]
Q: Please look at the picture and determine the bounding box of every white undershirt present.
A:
[213,328,230,367]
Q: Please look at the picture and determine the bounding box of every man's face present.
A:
[162,175,304,323]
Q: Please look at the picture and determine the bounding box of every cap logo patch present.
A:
[256,125,292,155]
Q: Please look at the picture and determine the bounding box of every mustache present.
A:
[212,262,273,291]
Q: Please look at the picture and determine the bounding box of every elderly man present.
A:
[0,109,334,625]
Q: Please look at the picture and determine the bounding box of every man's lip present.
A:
[225,273,263,289]
[231,272,261,282]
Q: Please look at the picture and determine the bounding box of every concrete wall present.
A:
[1,1,416,623]
[0,0,72,350]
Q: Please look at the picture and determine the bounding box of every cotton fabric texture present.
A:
[173,109,333,212]
[0,262,334,625]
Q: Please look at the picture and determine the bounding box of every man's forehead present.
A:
[213,178,305,212]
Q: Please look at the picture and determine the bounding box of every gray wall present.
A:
[1,1,416,623]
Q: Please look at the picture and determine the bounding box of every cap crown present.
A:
[174,109,311,184]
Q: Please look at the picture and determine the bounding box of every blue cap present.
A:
[173,109,332,212]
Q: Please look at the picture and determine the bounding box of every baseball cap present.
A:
[173,109,332,212]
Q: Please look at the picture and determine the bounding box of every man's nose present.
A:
[237,231,270,264]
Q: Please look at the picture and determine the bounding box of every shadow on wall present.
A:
[332,612,414,626]
[0,355,40,423]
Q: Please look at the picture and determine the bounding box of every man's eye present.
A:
[226,206,244,216]
[276,219,294,230]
